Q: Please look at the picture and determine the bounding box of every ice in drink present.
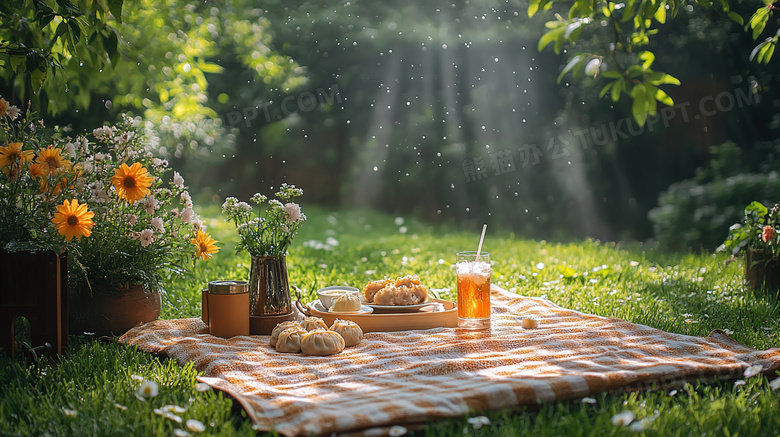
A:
[456,251,491,329]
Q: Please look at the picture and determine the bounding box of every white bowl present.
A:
[316,286,360,310]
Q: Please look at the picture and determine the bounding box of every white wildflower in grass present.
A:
[164,413,183,424]
[744,365,763,379]
[153,408,164,416]
[151,217,165,234]
[195,382,211,392]
[113,403,128,411]
[186,419,206,432]
[136,380,159,398]
[131,374,145,381]
[61,407,78,418]
[173,171,185,189]
[173,429,190,437]
[581,397,597,404]
[140,229,155,247]
[734,380,746,387]
[769,378,780,391]
[388,425,407,436]
[629,418,652,432]
[128,214,138,225]
[394,217,404,225]
[611,410,635,426]
[162,405,187,414]
[467,416,491,429]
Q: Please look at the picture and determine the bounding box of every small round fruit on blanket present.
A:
[521,316,540,329]
[301,330,345,356]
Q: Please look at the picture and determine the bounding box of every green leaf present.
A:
[564,21,583,39]
[599,82,613,98]
[67,20,82,43]
[27,52,49,94]
[10,55,25,73]
[745,201,768,216]
[601,70,622,79]
[638,51,655,69]
[557,55,583,83]
[611,78,623,102]
[748,7,770,40]
[538,26,565,53]
[631,84,648,126]
[750,40,769,61]
[104,31,119,65]
[728,11,744,26]
[762,40,776,63]
[655,88,674,106]
[655,1,667,24]
[107,0,123,23]
[528,0,540,17]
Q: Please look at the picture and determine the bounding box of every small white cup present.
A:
[316,286,360,310]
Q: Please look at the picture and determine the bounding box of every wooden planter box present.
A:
[0,248,68,357]
[745,249,780,296]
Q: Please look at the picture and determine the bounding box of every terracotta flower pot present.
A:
[69,283,161,337]
[744,249,780,296]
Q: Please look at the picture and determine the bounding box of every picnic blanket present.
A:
[119,285,780,436]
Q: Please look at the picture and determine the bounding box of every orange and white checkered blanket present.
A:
[119,285,780,436]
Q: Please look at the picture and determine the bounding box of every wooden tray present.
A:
[296,299,458,333]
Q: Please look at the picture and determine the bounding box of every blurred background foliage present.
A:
[2,0,779,251]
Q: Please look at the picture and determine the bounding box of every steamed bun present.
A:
[330,293,362,312]
[329,319,363,347]
[301,330,345,356]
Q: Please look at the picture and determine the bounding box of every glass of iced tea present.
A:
[456,251,491,330]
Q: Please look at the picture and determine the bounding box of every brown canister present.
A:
[204,280,250,338]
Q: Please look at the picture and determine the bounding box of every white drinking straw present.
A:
[476,224,487,261]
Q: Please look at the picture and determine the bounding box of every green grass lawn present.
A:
[2,205,779,436]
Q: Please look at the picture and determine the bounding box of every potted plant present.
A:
[67,115,219,336]
[720,201,780,294]
[0,98,95,356]
[222,185,305,332]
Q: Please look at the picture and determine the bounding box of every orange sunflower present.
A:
[111,162,154,204]
[35,146,72,176]
[52,199,95,241]
[0,142,34,174]
[191,229,219,260]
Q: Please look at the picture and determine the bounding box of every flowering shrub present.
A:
[720,201,779,261]
[66,115,219,295]
[0,98,93,250]
[222,184,306,258]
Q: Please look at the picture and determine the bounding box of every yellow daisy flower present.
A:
[52,199,95,241]
[191,229,219,260]
[0,142,34,173]
[35,146,71,176]
[111,162,154,204]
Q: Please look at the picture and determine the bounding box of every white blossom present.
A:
[744,365,763,379]
[181,207,195,224]
[128,214,138,226]
[140,229,155,247]
[136,380,159,398]
[186,419,206,432]
[173,171,184,189]
[388,425,407,436]
[181,191,193,207]
[7,105,20,121]
[65,142,76,159]
[611,411,635,427]
[284,203,302,222]
[151,217,165,234]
